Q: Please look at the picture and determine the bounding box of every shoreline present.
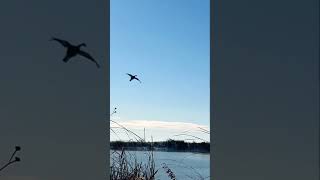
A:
[110,148,210,154]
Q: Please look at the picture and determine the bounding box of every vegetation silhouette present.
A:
[0,146,21,174]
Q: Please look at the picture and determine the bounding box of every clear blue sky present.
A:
[110,0,210,141]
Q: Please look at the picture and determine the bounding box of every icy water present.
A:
[111,150,210,180]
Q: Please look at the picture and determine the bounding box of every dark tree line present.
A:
[110,139,210,153]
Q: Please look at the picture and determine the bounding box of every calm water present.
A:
[111,150,210,180]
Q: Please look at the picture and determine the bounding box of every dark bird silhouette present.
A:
[50,37,100,68]
[126,73,141,83]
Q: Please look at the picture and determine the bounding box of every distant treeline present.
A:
[110,139,210,153]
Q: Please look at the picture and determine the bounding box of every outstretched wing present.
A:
[135,77,142,83]
[78,50,100,68]
[126,73,133,77]
[50,37,71,47]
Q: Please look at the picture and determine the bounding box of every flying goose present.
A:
[50,37,100,68]
[126,73,141,83]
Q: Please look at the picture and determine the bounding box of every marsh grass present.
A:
[161,163,176,180]
[110,148,158,180]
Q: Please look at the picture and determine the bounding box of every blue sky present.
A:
[110,0,210,142]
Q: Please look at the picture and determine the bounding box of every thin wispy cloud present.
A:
[113,120,209,131]
[110,120,210,142]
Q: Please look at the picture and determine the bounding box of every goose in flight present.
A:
[126,73,141,83]
[50,37,100,68]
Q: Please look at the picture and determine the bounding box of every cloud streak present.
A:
[112,120,209,131]
[110,120,210,142]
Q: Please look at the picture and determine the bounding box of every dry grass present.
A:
[161,163,176,180]
[110,148,158,180]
